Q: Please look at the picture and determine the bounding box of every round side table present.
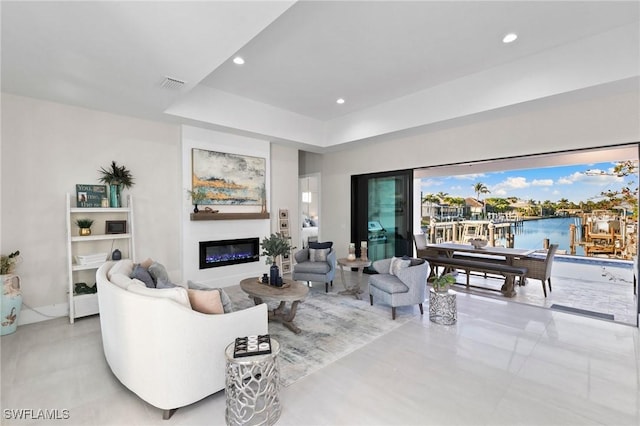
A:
[429,288,457,325]
[225,338,281,426]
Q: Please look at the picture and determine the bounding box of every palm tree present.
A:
[473,182,490,218]
[435,191,449,203]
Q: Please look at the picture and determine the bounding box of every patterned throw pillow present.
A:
[309,248,330,262]
[389,256,411,276]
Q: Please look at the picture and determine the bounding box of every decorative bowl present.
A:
[469,239,488,249]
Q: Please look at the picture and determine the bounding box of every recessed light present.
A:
[233,56,245,65]
[502,33,518,44]
[336,98,345,104]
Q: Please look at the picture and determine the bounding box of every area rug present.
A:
[225,285,414,387]
[550,304,615,320]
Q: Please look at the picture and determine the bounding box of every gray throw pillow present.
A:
[130,264,155,288]
[187,280,234,313]
[155,278,177,289]
[148,262,170,286]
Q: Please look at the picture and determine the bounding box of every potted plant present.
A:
[98,161,134,208]
[186,188,208,213]
[0,250,20,275]
[260,232,294,286]
[75,218,94,236]
[432,272,456,293]
[1,250,22,335]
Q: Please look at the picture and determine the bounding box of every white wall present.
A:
[1,94,182,323]
[307,90,640,259]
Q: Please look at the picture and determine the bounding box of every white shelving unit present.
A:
[66,193,135,323]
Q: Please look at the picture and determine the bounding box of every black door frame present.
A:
[351,169,414,263]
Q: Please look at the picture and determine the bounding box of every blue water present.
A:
[496,217,585,255]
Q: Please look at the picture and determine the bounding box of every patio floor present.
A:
[448,255,638,326]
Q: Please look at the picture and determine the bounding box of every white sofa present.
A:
[96,261,268,419]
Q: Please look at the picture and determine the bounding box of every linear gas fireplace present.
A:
[199,238,260,270]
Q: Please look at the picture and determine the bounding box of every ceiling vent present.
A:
[161,77,186,90]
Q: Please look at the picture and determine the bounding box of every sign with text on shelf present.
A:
[75,184,108,208]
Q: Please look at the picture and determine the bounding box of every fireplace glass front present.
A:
[199,238,260,269]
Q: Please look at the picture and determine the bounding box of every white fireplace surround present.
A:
[181,126,270,287]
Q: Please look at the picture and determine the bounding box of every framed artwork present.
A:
[279,209,289,219]
[191,148,266,206]
[75,184,108,208]
[105,220,127,234]
[279,219,289,230]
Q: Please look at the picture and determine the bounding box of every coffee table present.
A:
[337,257,372,300]
[240,277,309,334]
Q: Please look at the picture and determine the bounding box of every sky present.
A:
[420,160,637,204]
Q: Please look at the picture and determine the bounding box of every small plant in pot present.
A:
[432,272,456,293]
[0,250,21,275]
[186,188,208,213]
[75,218,94,236]
[260,232,294,286]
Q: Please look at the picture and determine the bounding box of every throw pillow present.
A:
[389,256,411,276]
[130,264,155,288]
[187,280,234,313]
[156,279,177,289]
[127,279,191,309]
[308,248,330,262]
[187,289,224,315]
[140,258,154,269]
[148,262,170,286]
[309,241,332,250]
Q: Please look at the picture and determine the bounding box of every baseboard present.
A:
[18,303,68,325]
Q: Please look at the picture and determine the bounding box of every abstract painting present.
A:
[191,148,266,205]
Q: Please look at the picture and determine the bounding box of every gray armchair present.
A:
[368,257,430,320]
[292,245,336,293]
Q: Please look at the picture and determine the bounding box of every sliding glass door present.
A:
[351,169,413,267]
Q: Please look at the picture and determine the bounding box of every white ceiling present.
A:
[2,1,639,150]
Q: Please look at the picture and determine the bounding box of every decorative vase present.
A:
[109,184,121,208]
[79,228,91,236]
[112,249,122,261]
[269,264,280,287]
[193,204,199,214]
[1,275,22,336]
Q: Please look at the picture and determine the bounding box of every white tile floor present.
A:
[1,270,639,425]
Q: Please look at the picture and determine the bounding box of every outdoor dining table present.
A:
[427,243,536,296]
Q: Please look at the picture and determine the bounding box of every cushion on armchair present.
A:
[295,260,332,274]
[389,256,411,275]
